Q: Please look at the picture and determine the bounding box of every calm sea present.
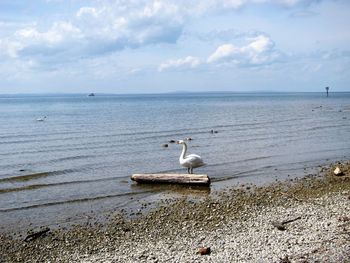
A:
[1,92,349,231]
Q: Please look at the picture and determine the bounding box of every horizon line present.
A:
[0,90,349,96]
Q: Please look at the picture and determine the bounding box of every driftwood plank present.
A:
[131,173,210,186]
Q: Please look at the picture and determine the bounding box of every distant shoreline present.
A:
[1,91,350,97]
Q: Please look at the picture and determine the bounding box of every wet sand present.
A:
[1,161,350,262]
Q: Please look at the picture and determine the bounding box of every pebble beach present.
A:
[1,161,350,263]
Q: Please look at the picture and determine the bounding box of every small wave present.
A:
[0,176,123,193]
[51,155,95,162]
[208,156,272,168]
[0,169,77,182]
[0,130,82,140]
[0,190,155,212]
[210,165,276,183]
[214,117,306,130]
[305,123,350,132]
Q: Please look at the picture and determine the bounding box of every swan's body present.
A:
[177,140,205,174]
[36,116,46,121]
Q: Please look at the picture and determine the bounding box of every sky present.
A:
[0,0,349,94]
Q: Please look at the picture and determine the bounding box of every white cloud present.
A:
[4,21,83,62]
[207,35,282,66]
[77,0,183,39]
[248,35,273,52]
[205,0,247,10]
[158,56,201,72]
[250,0,320,7]
[0,0,331,76]
[15,22,81,45]
[185,0,318,14]
[223,0,247,8]
[0,39,23,58]
[76,7,99,18]
[302,63,322,72]
[0,1,186,64]
[193,0,322,12]
[273,0,301,7]
[141,1,179,18]
[207,44,239,63]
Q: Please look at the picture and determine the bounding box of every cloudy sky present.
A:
[0,0,349,93]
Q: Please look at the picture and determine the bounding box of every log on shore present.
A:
[131,173,210,186]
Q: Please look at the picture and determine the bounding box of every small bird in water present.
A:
[36,116,46,121]
[176,140,205,174]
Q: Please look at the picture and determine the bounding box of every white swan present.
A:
[176,140,205,174]
[36,116,46,121]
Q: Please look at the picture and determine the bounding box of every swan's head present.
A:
[176,140,185,144]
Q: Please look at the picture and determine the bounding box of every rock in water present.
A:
[334,167,343,176]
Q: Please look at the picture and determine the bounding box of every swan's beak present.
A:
[176,140,180,144]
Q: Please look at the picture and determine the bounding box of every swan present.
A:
[176,140,205,174]
[36,116,46,121]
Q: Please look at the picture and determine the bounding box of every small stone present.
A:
[334,167,343,176]
[272,222,286,231]
[279,255,291,263]
[338,216,350,222]
[198,247,211,255]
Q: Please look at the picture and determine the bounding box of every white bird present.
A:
[36,116,46,121]
[176,140,205,174]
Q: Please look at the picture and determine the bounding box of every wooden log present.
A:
[131,173,210,186]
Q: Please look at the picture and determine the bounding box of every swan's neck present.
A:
[179,143,187,161]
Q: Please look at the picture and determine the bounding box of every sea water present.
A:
[0,92,349,231]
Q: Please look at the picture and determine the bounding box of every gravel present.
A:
[1,161,350,263]
[80,192,350,263]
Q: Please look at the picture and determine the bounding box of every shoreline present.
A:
[1,161,350,262]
